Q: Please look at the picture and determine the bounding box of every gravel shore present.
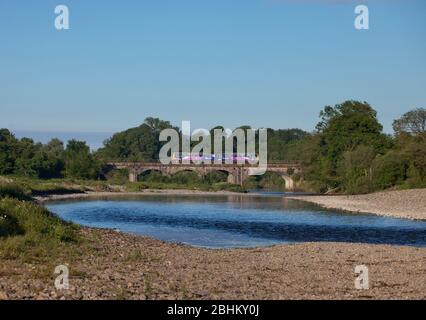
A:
[1,228,425,300]
[2,188,425,300]
[288,189,426,221]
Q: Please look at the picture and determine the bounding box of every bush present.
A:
[372,151,409,190]
[341,168,372,194]
[0,210,24,237]
[106,169,129,184]
[170,171,202,185]
[204,171,228,184]
[139,170,170,183]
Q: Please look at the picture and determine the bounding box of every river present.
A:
[46,194,426,249]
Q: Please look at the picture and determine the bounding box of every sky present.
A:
[1,0,425,138]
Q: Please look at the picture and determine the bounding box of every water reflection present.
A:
[46,194,426,249]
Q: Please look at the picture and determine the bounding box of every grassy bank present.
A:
[1,175,246,198]
[0,197,79,262]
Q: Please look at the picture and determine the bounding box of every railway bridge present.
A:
[108,162,301,191]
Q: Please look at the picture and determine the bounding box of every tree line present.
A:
[0,102,425,194]
[296,102,426,193]
[0,132,102,180]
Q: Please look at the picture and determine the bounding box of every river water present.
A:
[46,194,426,249]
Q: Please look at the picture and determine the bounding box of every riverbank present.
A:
[1,227,425,300]
[2,189,426,300]
[288,189,426,221]
[34,189,246,203]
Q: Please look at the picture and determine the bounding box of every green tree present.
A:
[371,151,409,190]
[98,117,175,161]
[0,129,19,175]
[267,129,309,162]
[393,108,426,135]
[339,145,377,194]
[64,140,102,179]
[301,101,389,192]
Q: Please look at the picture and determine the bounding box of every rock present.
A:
[0,292,9,300]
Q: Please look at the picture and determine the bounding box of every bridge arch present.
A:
[168,168,204,178]
[204,169,235,184]
[280,174,295,191]
[137,169,165,181]
[111,162,300,190]
[262,170,295,191]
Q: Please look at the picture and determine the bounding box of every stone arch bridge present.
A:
[108,162,301,191]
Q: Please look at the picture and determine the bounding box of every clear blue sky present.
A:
[1,0,425,134]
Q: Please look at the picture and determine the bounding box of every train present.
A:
[171,152,258,163]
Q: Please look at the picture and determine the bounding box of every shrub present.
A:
[372,151,409,190]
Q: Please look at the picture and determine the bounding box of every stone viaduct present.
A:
[108,162,302,191]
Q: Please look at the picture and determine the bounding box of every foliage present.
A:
[0,130,102,180]
[298,101,391,193]
[64,140,102,179]
[371,151,409,190]
[0,129,19,175]
[132,170,245,192]
[393,108,426,135]
[245,172,287,191]
[104,168,129,185]
[267,129,309,162]
[204,171,228,184]
[97,117,175,161]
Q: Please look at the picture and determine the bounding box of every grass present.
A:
[0,174,244,265]
[0,197,79,262]
[0,183,32,201]
[126,249,144,262]
[0,175,243,265]
[1,177,88,199]
[2,173,248,197]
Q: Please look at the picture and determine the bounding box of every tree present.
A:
[0,131,66,178]
[0,129,19,175]
[302,101,390,192]
[393,108,426,135]
[64,140,102,179]
[98,117,175,161]
[371,151,409,190]
[318,101,388,157]
[267,128,309,161]
[339,145,377,194]
[44,138,65,157]
[14,138,40,177]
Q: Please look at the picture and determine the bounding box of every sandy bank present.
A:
[288,189,426,221]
